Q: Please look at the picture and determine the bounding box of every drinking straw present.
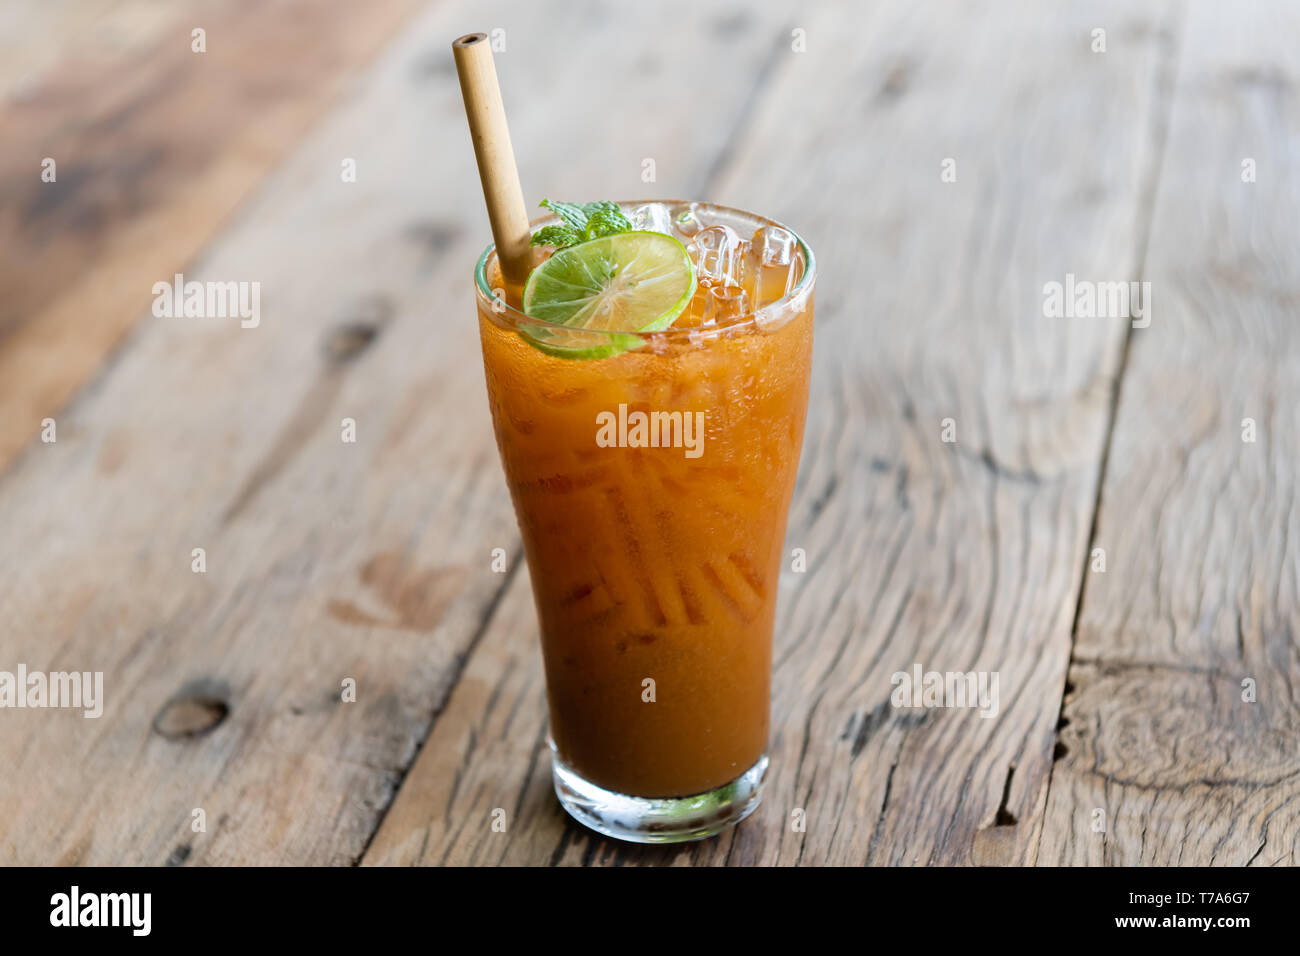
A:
[452,33,532,298]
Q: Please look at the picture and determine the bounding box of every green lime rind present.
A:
[515,326,643,361]
[519,231,696,360]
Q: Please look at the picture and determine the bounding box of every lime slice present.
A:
[520,231,696,359]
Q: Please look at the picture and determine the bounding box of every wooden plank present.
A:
[0,0,818,865]
[0,0,180,98]
[0,0,427,473]
[363,0,1177,865]
[1038,0,1300,866]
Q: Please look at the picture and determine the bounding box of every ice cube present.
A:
[753,225,795,267]
[704,284,750,324]
[670,202,704,237]
[751,225,798,304]
[693,224,745,288]
[628,202,674,234]
[645,332,671,354]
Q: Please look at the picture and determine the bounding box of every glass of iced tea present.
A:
[474,200,814,842]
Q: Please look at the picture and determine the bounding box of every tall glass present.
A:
[475,202,815,842]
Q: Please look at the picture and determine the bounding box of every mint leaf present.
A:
[530,223,582,248]
[580,200,621,218]
[539,199,589,232]
[583,204,633,239]
[531,199,633,248]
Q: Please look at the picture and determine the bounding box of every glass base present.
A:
[551,747,767,844]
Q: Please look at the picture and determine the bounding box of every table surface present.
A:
[1,0,1296,866]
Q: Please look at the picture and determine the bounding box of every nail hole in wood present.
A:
[878,62,910,102]
[993,764,1018,826]
[324,322,379,363]
[153,681,229,740]
[166,843,192,866]
[323,296,392,363]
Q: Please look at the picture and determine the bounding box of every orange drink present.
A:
[475,201,814,841]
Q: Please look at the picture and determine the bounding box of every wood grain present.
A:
[0,0,426,472]
[363,0,1179,865]
[0,0,180,98]
[1037,0,1300,866]
[0,0,817,865]
[4,0,1290,867]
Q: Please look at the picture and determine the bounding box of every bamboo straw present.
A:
[452,33,532,299]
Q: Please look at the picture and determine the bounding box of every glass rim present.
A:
[474,199,816,341]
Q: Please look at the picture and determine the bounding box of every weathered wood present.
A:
[0,0,179,98]
[363,0,1177,865]
[0,0,426,472]
[0,0,818,865]
[1037,0,1300,866]
[5,0,1287,867]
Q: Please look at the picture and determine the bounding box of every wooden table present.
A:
[1,0,1296,866]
